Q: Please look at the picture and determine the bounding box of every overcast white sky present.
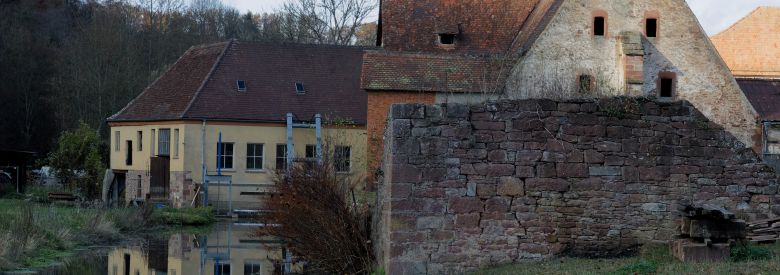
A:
[224,0,780,35]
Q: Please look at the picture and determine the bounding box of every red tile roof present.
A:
[366,0,562,93]
[109,41,369,124]
[737,78,780,121]
[109,42,229,121]
[380,0,542,54]
[361,51,507,93]
[712,7,780,77]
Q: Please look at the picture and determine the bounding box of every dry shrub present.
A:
[258,157,374,274]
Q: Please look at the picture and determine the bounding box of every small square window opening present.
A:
[646,18,658,38]
[594,17,605,36]
[237,80,247,92]
[438,33,456,45]
[660,77,674,98]
[295,83,305,94]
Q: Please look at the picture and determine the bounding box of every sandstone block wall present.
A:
[376,98,779,274]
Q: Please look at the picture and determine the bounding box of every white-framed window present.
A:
[215,262,230,275]
[137,131,143,151]
[114,131,120,151]
[217,142,234,169]
[276,144,288,170]
[158,129,171,156]
[125,140,133,165]
[335,146,351,173]
[247,143,264,170]
[173,129,180,158]
[244,261,262,275]
[305,144,316,159]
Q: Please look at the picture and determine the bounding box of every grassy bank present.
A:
[0,199,215,271]
[474,243,780,275]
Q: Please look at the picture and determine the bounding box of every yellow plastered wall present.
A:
[109,124,188,172]
[184,122,368,186]
[111,121,368,186]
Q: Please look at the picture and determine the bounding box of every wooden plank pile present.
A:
[673,205,746,262]
[747,218,780,243]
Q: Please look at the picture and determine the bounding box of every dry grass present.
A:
[0,199,147,270]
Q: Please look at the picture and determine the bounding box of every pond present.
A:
[33,221,290,275]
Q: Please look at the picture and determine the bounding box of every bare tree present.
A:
[280,0,377,45]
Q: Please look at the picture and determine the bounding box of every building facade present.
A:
[712,7,780,168]
[363,0,761,177]
[108,41,368,210]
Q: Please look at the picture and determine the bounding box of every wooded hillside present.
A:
[0,0,376,154]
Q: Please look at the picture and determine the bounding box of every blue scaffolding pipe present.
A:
[286,113,323,175]
[217,132,223,176]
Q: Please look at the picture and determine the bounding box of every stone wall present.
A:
[375,98,779,274]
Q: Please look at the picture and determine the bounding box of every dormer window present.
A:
[236,80,247,92]
[295,82,305,95]
[438,33,456,45]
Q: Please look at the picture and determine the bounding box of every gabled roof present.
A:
[379,0,544,54]
[712,7,780,77]
[109,42,229,122]
[366,0,562,93]
[109,41,369,124]
[737,78,780,121]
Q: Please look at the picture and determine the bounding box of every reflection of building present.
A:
[107,223,286,275]
[106,41,368,210]
[711,7,780,169]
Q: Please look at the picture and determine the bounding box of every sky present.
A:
[225,0,780,35]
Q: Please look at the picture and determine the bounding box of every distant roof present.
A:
[109,41,369,124]
[737,78,780,121]
[712,7,780,77]
[361,51,505,93]
[379,0,546,55]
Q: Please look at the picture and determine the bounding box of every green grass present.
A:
[474,243,780,275]
[151,206,216,226]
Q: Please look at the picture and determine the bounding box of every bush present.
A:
[731,242,773,262]
[47,122,105,199]
[258,157,374,274]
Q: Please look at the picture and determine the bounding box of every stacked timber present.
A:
[747,218,780,243]
[672,205,747,262]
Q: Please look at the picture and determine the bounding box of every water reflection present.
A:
[105,222,286,275]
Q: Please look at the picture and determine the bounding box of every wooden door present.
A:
[150,157,170,199]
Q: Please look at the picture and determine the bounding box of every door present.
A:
[150,157,170,199]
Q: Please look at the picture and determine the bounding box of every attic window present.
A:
[594,16,606,36]
[295,82,305,94]
[236,80,247,92]
[439,33,456,45]
[658,72,676,98]
[646,18,658,38]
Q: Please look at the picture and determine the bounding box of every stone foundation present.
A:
[124,170,193,207]
[375,98,779,274]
